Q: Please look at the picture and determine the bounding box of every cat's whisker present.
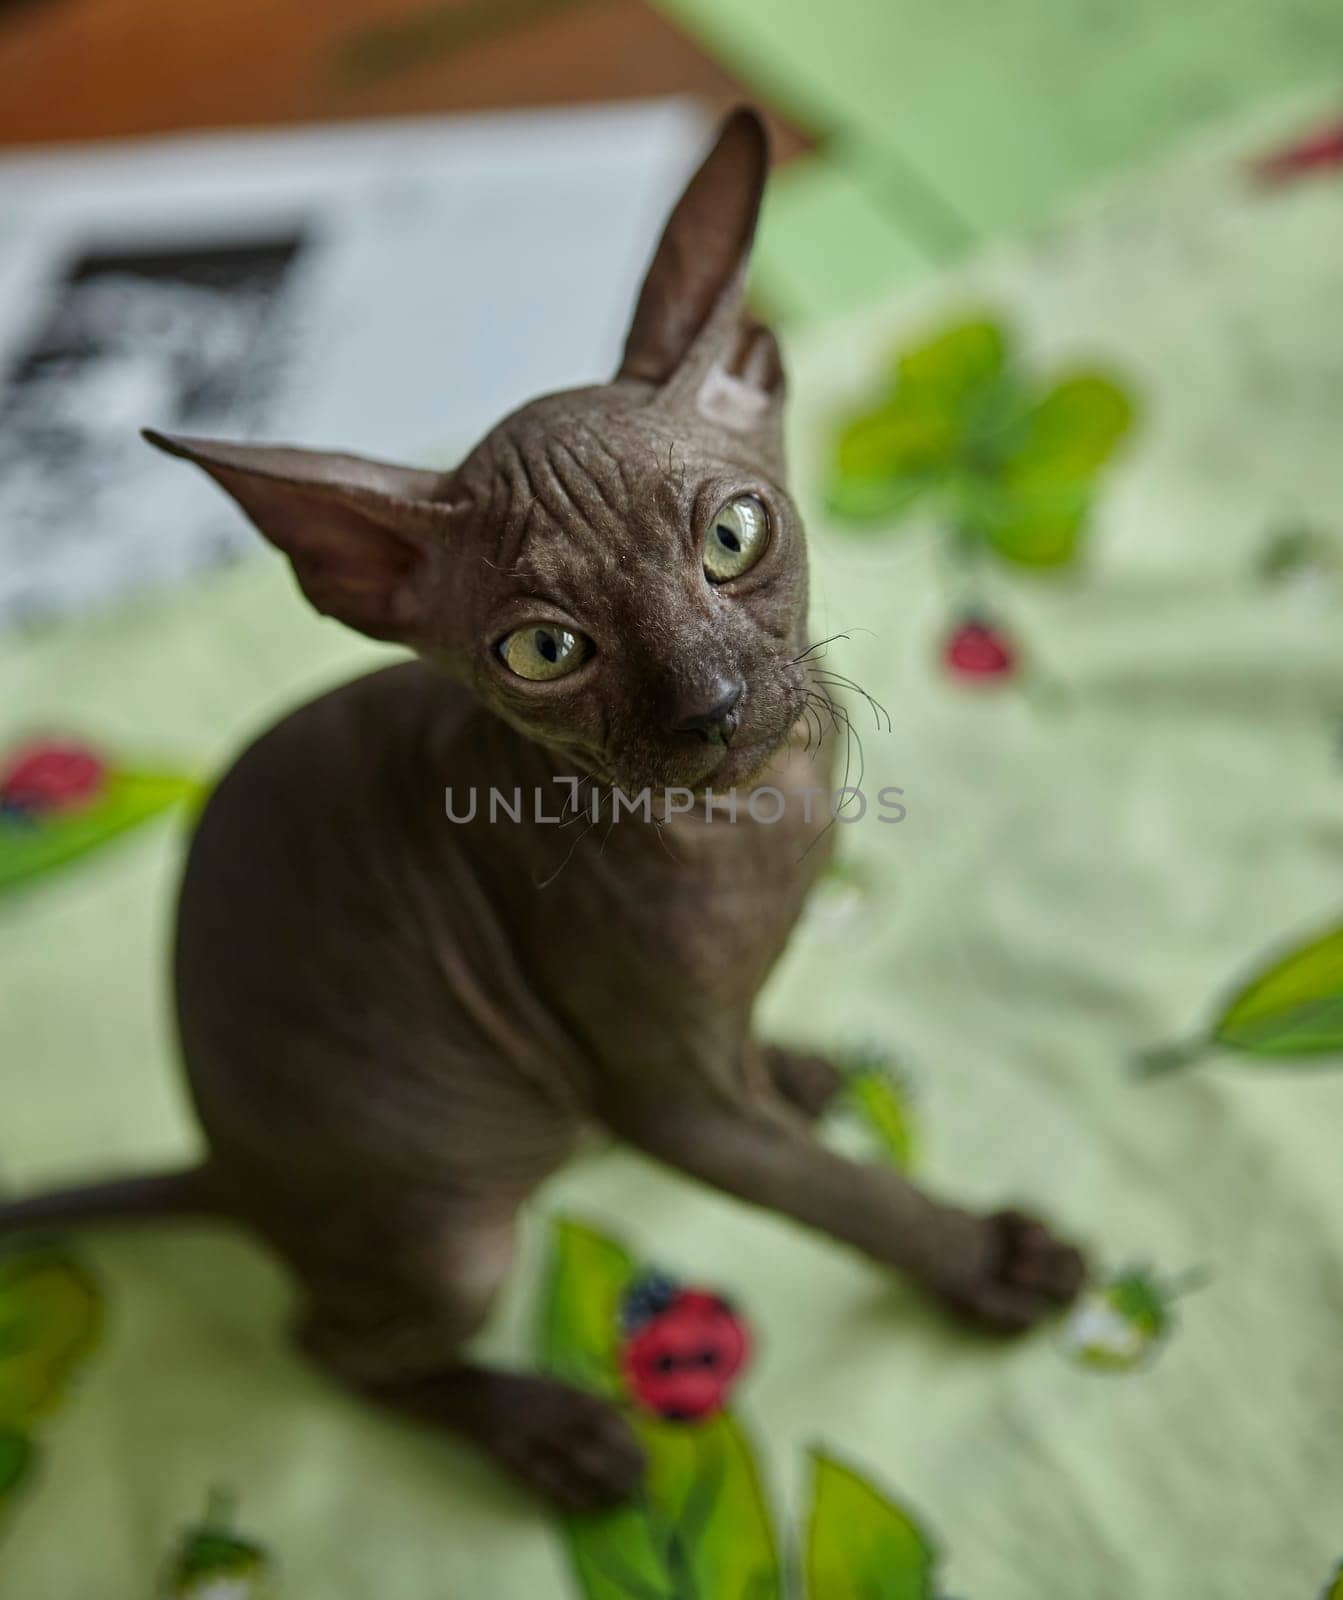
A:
[832,704,861,799]
[790,626,879,668]
[805,685,831,746]
[536,772,618,884]
[534,811,602,888]
[790,683,861,863]
[836,705,866,801]
[647,805,680,864]
[790,631,852,665]
[795,692,815,752]
[802,692,831,760]
[556,771,610,831]
[810,668,892,734]
[811,667,890,728]
[810,681,849,790]
[813,680,867,804]
[555,780,584,828]
[800,699,822,756]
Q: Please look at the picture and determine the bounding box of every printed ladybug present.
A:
[619,1273,751,1423]
[1254,118,1343,184]
[0,739,106,819]
[942,617,1016,682]
[620,1271,680,1332]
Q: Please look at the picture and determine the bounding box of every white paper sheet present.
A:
[0,99,708,629]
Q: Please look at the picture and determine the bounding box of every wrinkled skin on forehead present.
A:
[448,388,811,792]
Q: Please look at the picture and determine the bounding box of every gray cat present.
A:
[2,110,1083,1508]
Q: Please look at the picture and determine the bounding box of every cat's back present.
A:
[173,660,588,1194]
[186,658,464,856]
[175,660,472,1001]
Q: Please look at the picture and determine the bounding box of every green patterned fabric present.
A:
[2,95,1343,1595]
[656,0,1343,322]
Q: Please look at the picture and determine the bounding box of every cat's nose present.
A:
[670,678,745,744]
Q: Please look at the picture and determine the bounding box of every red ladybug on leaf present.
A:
[0,740,107,819]
[943,617,1016,682]
[1254,117,1343,185]
[619,1272,751,1423]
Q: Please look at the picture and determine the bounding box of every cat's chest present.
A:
[540,744,835,1009]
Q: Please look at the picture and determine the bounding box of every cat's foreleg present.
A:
[613,1090,1084,1331]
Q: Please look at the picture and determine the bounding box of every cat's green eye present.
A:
[498,623,590,682]
[704,494,769,583]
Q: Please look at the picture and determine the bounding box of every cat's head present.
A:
[145,110,811,793]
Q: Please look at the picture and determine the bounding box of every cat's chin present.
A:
[597,741,778,799]
[591,717,801,798]
[691,735,790,794]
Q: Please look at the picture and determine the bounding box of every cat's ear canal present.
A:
[142,431,457,645]
[617,107,783,433]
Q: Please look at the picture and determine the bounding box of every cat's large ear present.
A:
[143,430,456,644]
[617,107,783,435]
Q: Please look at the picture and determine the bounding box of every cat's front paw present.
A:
[935,1209,1086,1333]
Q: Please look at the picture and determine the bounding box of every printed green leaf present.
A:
[1059,1271,1170,1373]
[895,317,1009,406]
[1323,1560,1343,1600]
[0,1251,103,1428]
[1140,922,1343,1073]
[1257,526,1340,584]
[562,1499,676,1600]
[162,1491,276,1599]
[834,404,959,484]
[825,460,938,525]
[826,399,951,526]
[0,770,199,896]
[827,320,1014,526]
[840,1054,918,1172]
[982,481,1090,568]
[641,1414,780,1600]
[827,316,1136,579]
[1211,923,1343,1057]
[0,1427,33,1498]
[1011,374,1136,484]
[540,1219,635,1399]
[988,376,1134,566]
[567,1415,781,1600]
[805,1452,937,1600]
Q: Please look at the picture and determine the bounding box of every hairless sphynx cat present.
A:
[2,110,1084,1508]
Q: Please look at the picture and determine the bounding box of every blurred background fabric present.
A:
[1,3,1343,1597]
[0,103,711,625]
[5,0,1343,626]
[4,0,1343,323]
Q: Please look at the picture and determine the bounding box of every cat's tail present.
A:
[0,1165,225,1238]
